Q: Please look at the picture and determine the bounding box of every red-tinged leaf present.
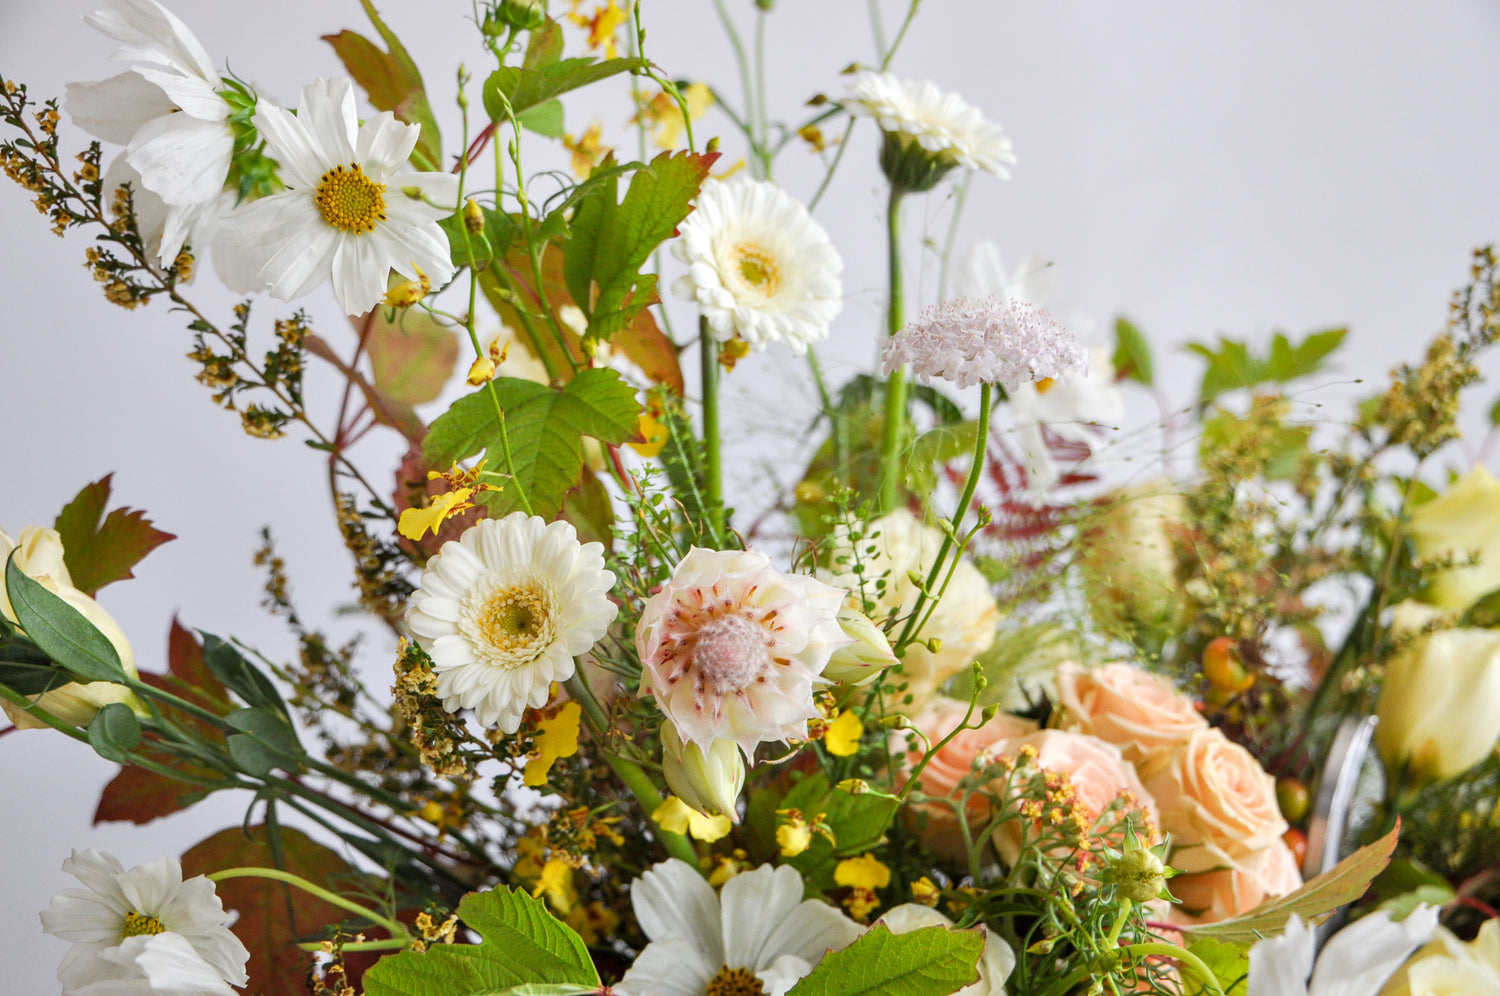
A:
[615,309,684,394]
[166,618,229,711]
[53,475,175,596]
[367,309,460,406]
[322,1,441,169]
[94,748,215,825]
[304,333,426,443]
[181,825,366,996]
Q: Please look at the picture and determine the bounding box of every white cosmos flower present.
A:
[405,512,617,734]
[1246,908,1438,996]
[844,72,1016,179]
[670,177,843,354]
[636,548,850,760]
[229,77,459,316]
[65,0,238,269]
[617,859,863,996]
[40,849,249,996]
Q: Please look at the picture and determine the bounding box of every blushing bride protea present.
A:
[671,177,843,355]
[616,859,863,996]
[637,548,849,760]
[405,512,618,734]
[881,296,1088,392]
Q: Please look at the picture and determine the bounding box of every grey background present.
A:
[3,0,1500,990]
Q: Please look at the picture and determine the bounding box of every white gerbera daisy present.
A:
[617,859,863,996]
[405,512,617,734]
[65,0,237,267]
[636,548,850,760]
[670,177,843,354]
[40,849,248,996]
[228,77,459,316]
[881,296,1088,392]
[843,72,1016,189]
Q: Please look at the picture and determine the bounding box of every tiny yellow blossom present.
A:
[777,813,814,857]
[467,355,496,386]
[397,488,476,541]
[419,800,445,824]
[563,121,609,178]
[910,877,941,907]
[384,265,431,308]
[652,795,732,842]
[532,857,579,915]
[580,1,626,57]
[834,853,891,891]
[524,701,582,787]
[824,710,864,757]
[628,409,669,457]
[636,83,714,150]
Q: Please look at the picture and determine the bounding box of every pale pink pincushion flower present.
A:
[637,548,850,760]
[881,296,1087,391]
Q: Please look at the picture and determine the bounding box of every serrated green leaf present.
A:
[1188,328,1346,407]
[323,1,441,169]
[483,57,647,122]
[424,370,641,519]
[1180,824,1399,946]
[53,475,175,596]
[363,887,600,996]
[1112,316,1154,386]
[87,702,141,763]
[5,555,123,683]
[1185,938,1249,995]
[517,99,565,138]
[787,924,983,996]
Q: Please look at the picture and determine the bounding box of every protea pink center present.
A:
[691,615,770,692]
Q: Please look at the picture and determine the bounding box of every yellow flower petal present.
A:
[652,795,732,842]
[523,701,582,787]
[777,820,813,857]
[834,853,891,891]
[628,410,669,457]
[531,857,578,915]
[586,1,627,57]
[824,709,864,757]
[397,488,475,541]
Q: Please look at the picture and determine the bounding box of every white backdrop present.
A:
[3,0,1499,990]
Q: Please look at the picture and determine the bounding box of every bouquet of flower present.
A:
[4,2,1500,995]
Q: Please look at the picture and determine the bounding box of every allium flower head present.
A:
[881,296,1087,392]
[40,849,248,996]
[671,177,843,355]
[637,548,849,760]
[405,512,618,734]
[843,72,1016,190]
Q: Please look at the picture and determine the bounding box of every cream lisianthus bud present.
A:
[1406,465,1500,613]
[660,723,745,821]
[1,526,143,730]
[1077,483,1188,641]
[824,602,898,684]
[1375,601,1500,784]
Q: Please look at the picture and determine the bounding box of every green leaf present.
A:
[906,421,978,495]
[367,309,460,406]
[562,150,718,339]
[226,707,303,768]
[1186,939,1249,995]
[786,924,983,996]
[1112,316,1154,386]
[1180,824,1399,946]
[201,634,287,715]
[1186,328,1346,407]
[87,702,141,763]
[1199,410,1312,481]
[1489,393,1500,428]
[423,369,641,519]
[363,887,600,996]
[5,554,124,682]
[781,772,900,889]
[53,475,175,596]
[517,99,565,138]
[522,19,565,70]
[440,205,521,271]
[483,57,647,122]
[323,1,442,169]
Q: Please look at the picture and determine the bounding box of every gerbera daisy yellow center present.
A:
[731,243,781,296]
[315,163,387,235]
[691,614,770,693]
[121,911,165,937]
[461,580,558,669]
[705,964,766,996]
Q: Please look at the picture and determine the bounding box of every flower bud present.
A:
[463,198,485,235]
[1105,842,1169,903]
[1375,601,1500,784]
[660,723,744,821]
[467,356,496,386]
[823,602,897,684]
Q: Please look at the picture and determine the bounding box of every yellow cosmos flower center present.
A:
[465,582,557,669]
[705,965,766,996]
[732,244,780,296]
[315,163,387,235]
[121,911,165,937]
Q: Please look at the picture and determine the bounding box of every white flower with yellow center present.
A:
[405,512,617,734]
[617,859,863,996]
[40,849,248,996]
[228,77,459,316]
[637,548,850,760]
[843,72,1016,189]
[671,177,843,354]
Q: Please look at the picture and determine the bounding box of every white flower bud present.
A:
[1406,465,1500,613]
[823,602,898,684]
[660,723,745,821]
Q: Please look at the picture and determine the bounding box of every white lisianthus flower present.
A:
[616,859,863,996]
[40,849,249,996]
[1380,917,1500,996]
[843,72,1015,190]
[821,510,1000,709]
[1246,907,1437,996]
[229,77,459,316]
[637,548,850,760]
[881,297,1088,393]
[405,512,617,734]
[66,0,237,269]
[1,526,143,731]
[670,177,843,354]
[877,905,1015,996]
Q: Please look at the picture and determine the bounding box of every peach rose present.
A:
[1144,727,1287,870]
[1171,838,1302,923]
[1054,661,1207,775]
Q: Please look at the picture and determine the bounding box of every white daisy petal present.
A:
[721,864,804,969]
[356,111,420,176]
[125,112,233,207]
[84,0,218,82]
[64,72,173,144]
[257,220,341,301]
[249,101,324,190]
[630,859,724,960]
[844,71,1015,178]
[616,935,716,996]
[298,77,358,167]
[130,66,227,122]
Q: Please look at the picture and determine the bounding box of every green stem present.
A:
[710,0,757,172]
[878,186,908,513]
[609,752,700,866]
[0,684,98,743]
[700,317,725,535]
[1121,942,1225,996]
[209,867,409,939]
[752,5,772,177]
